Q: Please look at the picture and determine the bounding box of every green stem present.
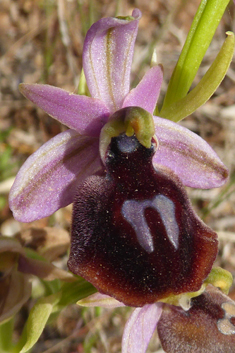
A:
[57,277,97,308]
[0,317,14,353]
[160,32,234,122]
[161,0,230,111]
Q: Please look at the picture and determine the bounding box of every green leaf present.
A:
[161,0,231,111]
[18,293,60,353]
[57,277,97,309]
[14,278,95,353]
[0,318,14,353]
[159,32,234,122]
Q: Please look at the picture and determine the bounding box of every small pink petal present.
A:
[153,116,229,188]
[83,9,141,113]
[122,304,163,353]
[9,130,102,222]
[122,65,163,114]
[77,293,125,308]
[20,84,110,137]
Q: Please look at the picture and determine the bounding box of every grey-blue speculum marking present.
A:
[68,133,218,307]
[121,195,179,253]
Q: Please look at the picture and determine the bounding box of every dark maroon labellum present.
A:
[68,134,218,307]
[157,285,235,352]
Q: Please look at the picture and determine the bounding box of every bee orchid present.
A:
[9,9,228,222]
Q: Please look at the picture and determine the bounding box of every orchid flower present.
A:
[8,7,234,353]
[9,9,228,223]
[68,130,234,352]
[78,283,235,353]
[68,131,219,306]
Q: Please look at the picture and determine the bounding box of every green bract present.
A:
[160,32,235,121]
[161,0,232,111]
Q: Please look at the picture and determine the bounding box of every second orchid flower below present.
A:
[8,5,235,353]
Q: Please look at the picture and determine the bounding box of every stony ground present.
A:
[0,0,235,352]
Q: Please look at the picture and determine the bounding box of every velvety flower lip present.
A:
[78,284,235,353]
[9,9,228,222]
[157,285,235,353]
[68,133,219,307]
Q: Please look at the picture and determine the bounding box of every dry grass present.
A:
[0,0,235,352]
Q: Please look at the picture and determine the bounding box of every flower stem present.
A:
[161,0,231,111]
[0,318,14,353]
[160,31,235,122]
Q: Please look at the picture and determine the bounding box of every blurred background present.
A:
[0,0,235,352]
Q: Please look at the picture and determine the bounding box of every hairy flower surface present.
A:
[68,132,218,306]
[8,7,234,353]
[157,285,235,353]
[79,284,235,353]
[9,9,228,222]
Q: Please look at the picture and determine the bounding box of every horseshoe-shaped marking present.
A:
[121,195,179,253]
[217,302,235,335]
